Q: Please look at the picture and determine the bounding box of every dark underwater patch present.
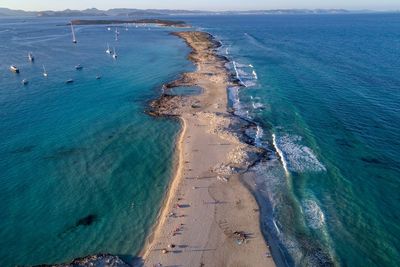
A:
[76,214,97,227]
[361,157,382,164]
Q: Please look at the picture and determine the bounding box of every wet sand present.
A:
[141,31,275,267]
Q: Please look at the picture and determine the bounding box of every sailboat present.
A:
[28,52,34,62]
[106,43,112,54]
[42,65,48,77]
[10,65,19,73]
[112,47,117,59]
[115,32,118,41]
[70,22,77,44]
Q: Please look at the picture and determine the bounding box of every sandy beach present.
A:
[141,31,275,267]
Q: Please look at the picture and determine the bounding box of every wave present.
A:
[272,133,290,176]
[302,199,326,229]
[251,102,264,109]
[231,61,259,88]
[273,133,326,173]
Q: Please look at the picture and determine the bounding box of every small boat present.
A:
[96,75,102,80]
[10,65,19,73]
[70,22,77,44]
[65,79,74,84]
[42,65,48,77]
[21,79,28,85]
[106,43,112,54]
[107,27,111,31]
[112,48,117,59]
[75,64,83,70]
[28,52,34,62]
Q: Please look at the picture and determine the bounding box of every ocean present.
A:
[0,17,192,266]
[1,13,399,267]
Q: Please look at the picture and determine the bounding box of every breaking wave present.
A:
[303,199,326,229]
[273,133,326,173]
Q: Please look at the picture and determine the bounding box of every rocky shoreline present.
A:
[35,254,130,267]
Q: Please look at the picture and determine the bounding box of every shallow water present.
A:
[0,17,192,266]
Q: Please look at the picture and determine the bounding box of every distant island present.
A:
[70,19,186,27]
[0,7,383,17]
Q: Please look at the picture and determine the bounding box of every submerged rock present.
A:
[36,254,131,267]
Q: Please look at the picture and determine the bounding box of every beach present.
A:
[141,31,275,267]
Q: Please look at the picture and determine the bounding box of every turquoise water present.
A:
[1,14,400,267]
[183,14,400,266]
[0,18,192,266]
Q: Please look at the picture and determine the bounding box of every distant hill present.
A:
[0,7,376,17]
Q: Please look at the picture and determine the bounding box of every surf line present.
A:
[272,133,290,176]
[232,61,247,87]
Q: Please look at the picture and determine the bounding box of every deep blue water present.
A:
[1,13,400,267]
[181,14,400,266]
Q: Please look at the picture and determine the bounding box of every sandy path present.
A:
[141,31,275,267]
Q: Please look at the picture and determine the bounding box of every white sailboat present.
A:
[106,43,112,54]
[112,47,117,59]
[70,22,77,44]
[28,52,34,62]
[42,65,48,77]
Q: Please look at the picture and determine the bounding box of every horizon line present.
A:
[1,6,399,13]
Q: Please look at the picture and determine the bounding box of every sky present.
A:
[1,0,399,11]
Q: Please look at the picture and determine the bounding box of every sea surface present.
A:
[182,14,400,267]
[0,17,192,266]
[0,14,399,267]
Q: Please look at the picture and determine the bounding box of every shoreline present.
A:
[139,116,187,260]
[141,31,275,266]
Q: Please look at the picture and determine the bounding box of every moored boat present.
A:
[10,65,19,73]
[28,52,34,62]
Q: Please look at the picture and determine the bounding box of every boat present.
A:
[112,48,117,59]
[28,52,34,62]
[70,22,77,44]
[96,75,102,80]
[21,79,29,85]
[106,43,112,54]
[66,79,74,84]
[107,27,111,31]
[42,65,48,77]
[115,32,118,41]
[10,65,19,73]
[75,64,83,70]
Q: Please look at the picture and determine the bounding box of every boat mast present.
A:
[71,22,77,44]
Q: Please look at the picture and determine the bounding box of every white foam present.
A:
[273,134,326,173]
[272,133,290,176]
[232,61,246,87]
[252,102,264,109]
[273,219,281,235]
[303,200,325,229]
[255,125,264,147]
[252,70,258,80]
